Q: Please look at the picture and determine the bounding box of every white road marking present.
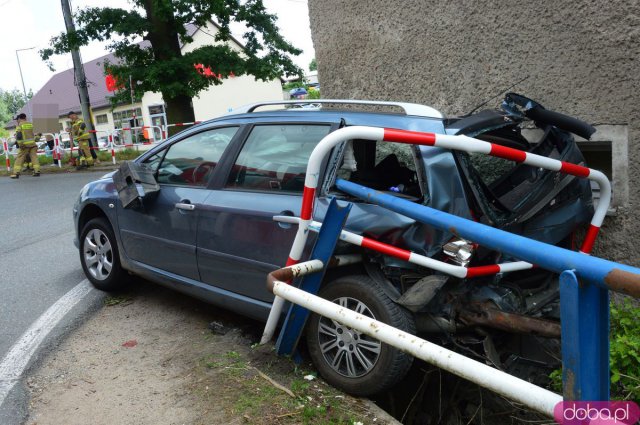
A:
[0,280,93,406]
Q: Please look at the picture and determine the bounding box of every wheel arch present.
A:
[320,252,402,302]
[78,203,111,236]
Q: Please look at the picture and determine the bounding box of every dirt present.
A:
[24,280,399,425]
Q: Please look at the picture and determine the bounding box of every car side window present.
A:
[225,124,331,192]
[339,139,422,200]
[153,127,238,187]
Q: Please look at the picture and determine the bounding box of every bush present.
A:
[609,300,640,400]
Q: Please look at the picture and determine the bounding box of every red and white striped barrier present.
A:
[274,216,533,278]
[54,135,63,168]
[162,122,202,139]
[2,139,10,172]
[260,126,612,344]
[109,134,116,164]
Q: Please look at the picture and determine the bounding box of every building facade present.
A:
[308,0,639,263]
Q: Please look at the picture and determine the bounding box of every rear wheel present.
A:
[306,274,415,396]
[79,217,127,291]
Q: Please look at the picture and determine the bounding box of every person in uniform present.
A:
[10,113,40,179]
[67,111,94,168]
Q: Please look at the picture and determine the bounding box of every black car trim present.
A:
[120,228,196,254]
[197,246,279,272]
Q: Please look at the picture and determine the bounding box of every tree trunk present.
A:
[143,0,195,136]
[164,94,196,136]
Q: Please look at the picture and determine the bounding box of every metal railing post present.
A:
[559,270,610,401]
[275,198,352,355]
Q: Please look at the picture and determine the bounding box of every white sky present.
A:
[0,0,314,94]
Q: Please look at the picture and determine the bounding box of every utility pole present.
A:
[15,47,35,119]
[61,0,96,144]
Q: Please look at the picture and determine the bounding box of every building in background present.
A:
[5,21,283,141]
[308,0,638,263]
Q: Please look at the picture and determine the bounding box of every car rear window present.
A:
[226,124,331,193]
[154,127,238,186]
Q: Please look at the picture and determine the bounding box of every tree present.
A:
[309,57,317,72]
[0,88,33,119]
[41,0,302,129]
[0,101,10,128]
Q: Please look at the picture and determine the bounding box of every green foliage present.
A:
[309,57,317,71]
[283,81,305,91]
[306,88,321,99]
[0,88,33,126]
[41,0,303,116]
[609,300,640,400]
[549,300,640,400]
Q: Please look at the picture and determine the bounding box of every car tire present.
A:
[79,217,127,291]
[305,274,415,396]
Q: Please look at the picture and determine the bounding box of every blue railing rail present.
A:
[336,179,640,298]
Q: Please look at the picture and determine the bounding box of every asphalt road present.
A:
[0,169,109,424]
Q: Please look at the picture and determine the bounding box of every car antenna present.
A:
[464,75,530,117]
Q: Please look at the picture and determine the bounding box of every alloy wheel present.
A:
[83,228,113,281]
[317,296,382,378]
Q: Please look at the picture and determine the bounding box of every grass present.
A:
[0,148,142,176]
[104,294,134,306]
[195,346,370,424]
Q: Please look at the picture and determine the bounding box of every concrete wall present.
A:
[308,0,639,264]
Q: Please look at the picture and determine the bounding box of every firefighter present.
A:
[67,111,93,168]
[10,113,40,178]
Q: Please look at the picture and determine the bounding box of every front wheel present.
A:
[306,274,415,396]
[79,217,127,291]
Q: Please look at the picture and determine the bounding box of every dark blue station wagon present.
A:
[74,96,595,396]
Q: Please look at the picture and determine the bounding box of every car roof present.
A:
[227,99,444,119]
[193,100,447,134]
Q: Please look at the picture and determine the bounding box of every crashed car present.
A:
[73,94,595,396]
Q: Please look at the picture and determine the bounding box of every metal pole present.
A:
[268,276,563,417]
[61,0,96,146]
[129,75,138,144]
[15,47,35,119]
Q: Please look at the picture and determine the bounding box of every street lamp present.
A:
[16,46,36,119]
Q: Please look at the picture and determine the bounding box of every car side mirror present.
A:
[113,161,160,209]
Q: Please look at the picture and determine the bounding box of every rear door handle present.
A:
[276,210,295,229]
[176,202,196,211]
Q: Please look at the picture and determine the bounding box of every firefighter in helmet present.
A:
[10,113,40,178]
[68,111,93,167]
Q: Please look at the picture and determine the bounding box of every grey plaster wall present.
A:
[309,0,640,264]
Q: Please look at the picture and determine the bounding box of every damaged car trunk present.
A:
[329,93,596,389]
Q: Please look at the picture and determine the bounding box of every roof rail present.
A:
[229,99,444,119]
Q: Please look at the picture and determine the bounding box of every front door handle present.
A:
[176,202,196,211]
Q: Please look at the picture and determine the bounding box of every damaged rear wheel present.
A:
[306,274,415,396]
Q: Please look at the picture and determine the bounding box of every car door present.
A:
[117,126,239,280]
[197,123,337,302]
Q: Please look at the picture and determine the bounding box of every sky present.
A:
[0,0,315,95]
